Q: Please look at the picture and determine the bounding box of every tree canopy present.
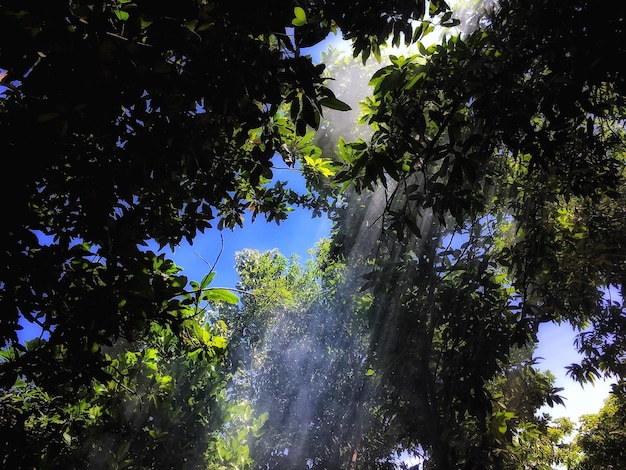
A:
[568,383,626,470]
[2,0,626,468]
[325,0,626,466]
[0,0,447,388]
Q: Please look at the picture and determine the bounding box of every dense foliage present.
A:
[221,244,578,469]
[327,0,626,466]
[0,0,450,465]
[223,245,383,468]
[0,257,256,468]
[2,0,626,468]
[567,383,626,469]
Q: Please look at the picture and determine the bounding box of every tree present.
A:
[0,1,457,465]
[0,0,450,414]
[487,347,574,469]
[328,0,626,467]
[567,384,626,470]
[222,244,403,469]
[220,241,576,470]
[0,268,259,468]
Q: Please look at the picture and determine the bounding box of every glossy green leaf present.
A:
[200,271,216,290]
[292,7,307,26]
[319,96,352,111]
[114,10,129,21]
[203,288,239,304]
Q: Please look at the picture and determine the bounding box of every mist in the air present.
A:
[225,2,504,467]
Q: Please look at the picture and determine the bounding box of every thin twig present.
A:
[194,233,224,276]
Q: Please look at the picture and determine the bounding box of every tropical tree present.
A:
[221,244,401,469]
[566,383,626,470]
[220,241,578,469]
[327,0,626,467]
[487,347,574,469]
[0,265,259,468]
[0,1,454,465]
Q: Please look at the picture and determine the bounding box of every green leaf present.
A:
[292,7,307,26]
[200,271,216,290]
[418,41,428,56]
[211,335,227,349]
[319,96,352,111]
[302,97,320,129]
[371,41,382,63]
[203,288,239,304]
[304,155,336,177]
[140,17,153,29]
[114,10,129,21]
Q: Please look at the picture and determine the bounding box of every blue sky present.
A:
[163,36,343,289]
[537,324,613,421]
[164,188,332,291]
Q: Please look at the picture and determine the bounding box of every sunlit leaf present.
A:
[203,288,239,304]
[292,7,307,26]
[200,271,216,290]
[113,10,129,21]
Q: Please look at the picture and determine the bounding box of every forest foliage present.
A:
[1,0,626,468]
